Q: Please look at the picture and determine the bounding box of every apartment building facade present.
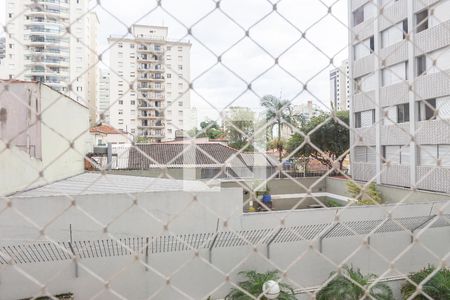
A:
[330,59,351,111]
[349,0,450,193]
[2,0,98,125]
[0,37,5,63]
[108,25,193,141]
[97,69,110,123]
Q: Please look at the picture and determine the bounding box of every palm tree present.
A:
[401,265,450,299]
[261,95,294,162]
[316,265,394,300]
[225,270,296,300]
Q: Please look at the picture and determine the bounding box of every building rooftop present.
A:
[127,143,277,169]
[13,173,212,197]
[90,124,125,135]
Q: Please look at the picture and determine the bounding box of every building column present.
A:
[407,0,417,188]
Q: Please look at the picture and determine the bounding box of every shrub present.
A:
[317,265,394,300]
[225,270,296,300]
[401,265,450,299]
[347,181,384,205]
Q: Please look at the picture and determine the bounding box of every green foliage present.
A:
[225,270,296,300]
[20,293,74,300]
[135,136,150,143]
[188,120,225,140]
[261,95,296,161]
[401,265,450,300]
[200,119,224,139]
[286,111,349,170]
[317,265,394,300]
[224,107,255,152]
[346,181,384,205]
[324,198,342,207]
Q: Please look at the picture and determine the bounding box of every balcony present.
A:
[137,75,165,82]
[137,85,164,92]
[137,56,159,63]
[137,65,165,73]
[137,114,164,120]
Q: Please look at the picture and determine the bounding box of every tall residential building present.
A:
[97,69,110,124]
[329,59,350,111]
[0,37,5,63]
[2,0,98,125]
[349,0,450,193]
[108,25,192,141]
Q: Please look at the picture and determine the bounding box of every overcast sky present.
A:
[1,0,349,123]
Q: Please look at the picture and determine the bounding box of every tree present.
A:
[224,107,255,151]
[200,119,224,140]
[317,265,394,300]
[225,270,296,300]
[286,110,349,170]
[346,181,384,205]
[401,265,450,300]
[261,95,294,162]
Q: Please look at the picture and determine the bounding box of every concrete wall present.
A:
[326,177,450,203]
[0,82,42,158]
[0,194,448,300]
[40,84,91,186]
[108,168,201,181]
[0,82,90,195]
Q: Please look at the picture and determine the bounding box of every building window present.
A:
[118,100,123,105]
[382,62,407,86]
[178,65,183,70]
[131,100,135,105]
[353,3,375,26]
[354,146,376,163]
[355,73,376,93]
[384,106,397,125]
[353,6,364,26]
[354,37,374,60]
[397,103,410,123]
[419,145,450,167]
[416,55,427,76]
[130,44,135,49]
[167,73,172,78]
[178,101,183,107]
[381,21,407,48]
[355,109,375,128]
[383,145,409,165]
[418,99,436,121]
[416,10,428,33]
[118,110,123,115]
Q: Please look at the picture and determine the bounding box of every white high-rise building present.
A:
[108,25,192,141]
[2,0,98,125]
[97,69,110,124]
[0,37,5,63]
[349,0,450,193]
[329,59,350,111]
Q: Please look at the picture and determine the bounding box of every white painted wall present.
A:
[0,188,448,299]
[0,82,90,195]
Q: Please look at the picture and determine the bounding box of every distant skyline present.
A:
[0,0,349,123]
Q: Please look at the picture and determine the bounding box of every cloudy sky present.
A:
[1,0,350,123]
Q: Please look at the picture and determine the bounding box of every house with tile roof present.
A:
[89,123,133,146]
[91,142,277,180]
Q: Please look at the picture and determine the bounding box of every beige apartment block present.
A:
[108,25,194,141]
[2,0,99,126]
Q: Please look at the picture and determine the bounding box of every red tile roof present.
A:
[90,124,124,135]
